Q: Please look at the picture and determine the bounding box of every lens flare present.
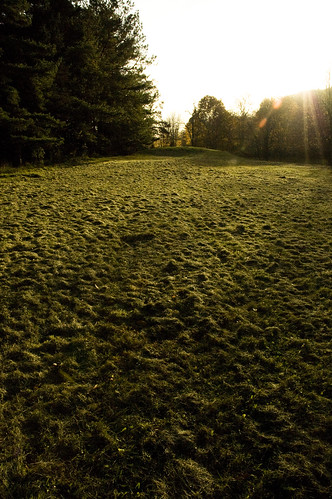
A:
[273,98,283,109]
[259,118,267,128]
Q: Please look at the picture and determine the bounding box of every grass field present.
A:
[0,148,331,497]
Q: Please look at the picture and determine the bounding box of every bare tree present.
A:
[167,113,181,147]
[235,95,254,153]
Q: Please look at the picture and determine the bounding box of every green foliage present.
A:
[186,95,232,150]
[185,90,332,164]
[253,92,331,163]
[1,151,332,496]
[0,0,158,165]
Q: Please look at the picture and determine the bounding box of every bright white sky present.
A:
[133,0,332,122]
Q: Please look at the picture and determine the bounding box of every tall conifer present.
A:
[0,0,158,164]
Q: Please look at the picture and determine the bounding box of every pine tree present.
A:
[0,0,61,165]
[37,0,157,157]
[0,0,158,165]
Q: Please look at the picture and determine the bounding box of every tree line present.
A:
[160,92,332,165]
[2,1,332,166]
[0,0,158,166]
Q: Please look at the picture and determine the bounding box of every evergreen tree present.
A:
[44,0,157,156]
[0,0,158,164]
[0,0,61,165]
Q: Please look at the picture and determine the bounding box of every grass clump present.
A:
[0,152,332,497]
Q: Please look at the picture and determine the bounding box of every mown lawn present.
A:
[0,148,331,498]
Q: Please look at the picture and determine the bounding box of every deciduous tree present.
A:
[185,96,231,150]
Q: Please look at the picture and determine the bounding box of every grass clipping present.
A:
[0,149,331,497]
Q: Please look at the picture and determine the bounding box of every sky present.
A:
[132,0,332,123]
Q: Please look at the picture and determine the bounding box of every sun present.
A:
[136,0,332,118]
